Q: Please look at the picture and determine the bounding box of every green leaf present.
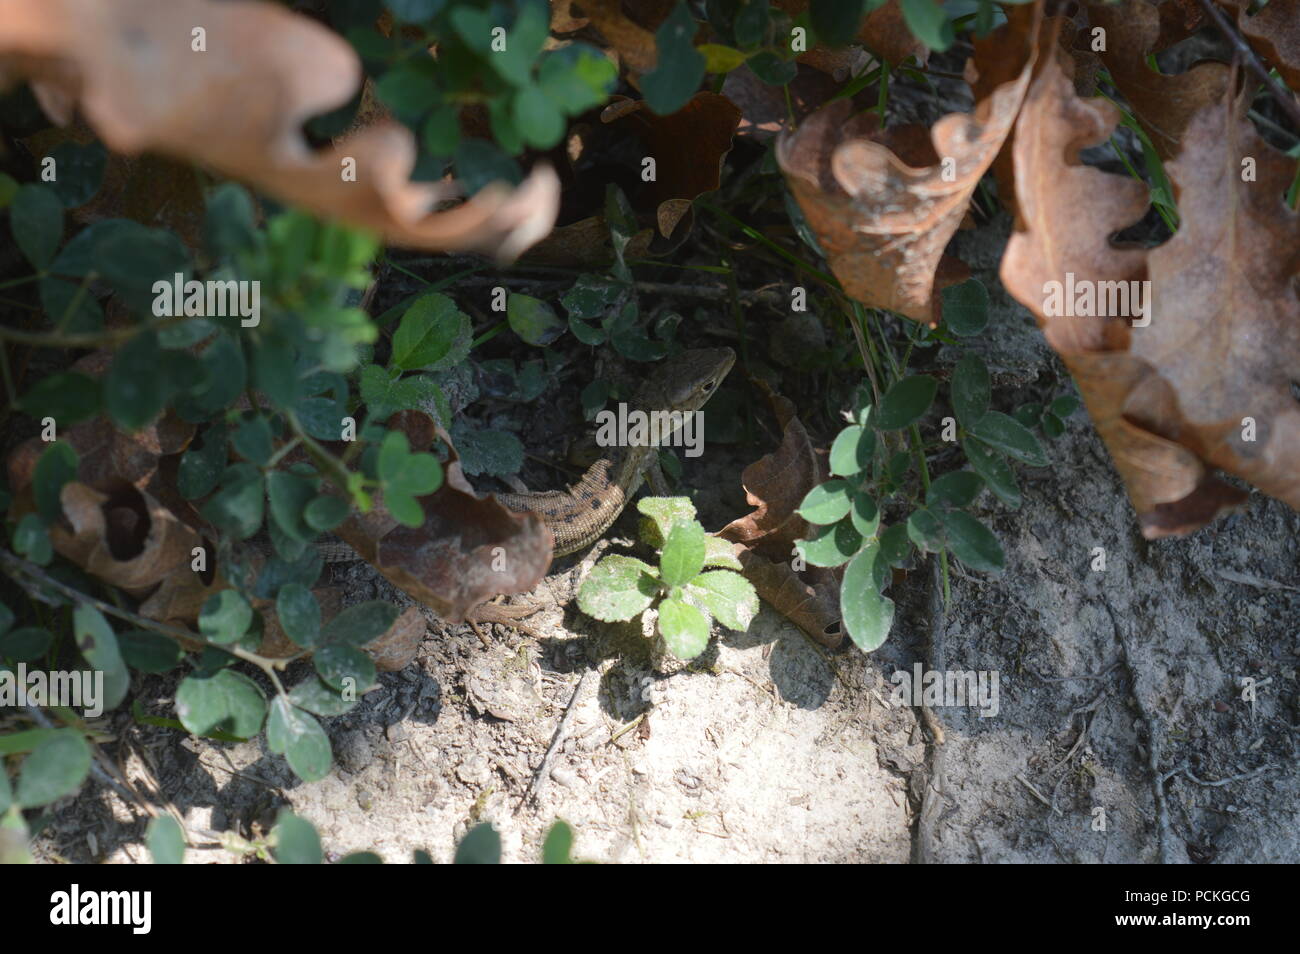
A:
[514,85,566,149]
[877,522,912,570]
[273,810,322,865]
[537,44,617,113]
[277,583,321,648]
[322,600,399,647]
[507,292,566,346]
[147,815,186,864]
[16,730,90,808]
[850,492,881,538]
[811,0,869,46]
[424,106,461,156]
[658,597,711,659]
[577,555,659,621]
[938,509,1005,573]
[829,424,875,477]
[732,0,770,46]
[19,372,101,426]
[683,570,758,632]
[177,421,228,500]
[204,183,258,260]
[451,424,522,478]
[40,277,102,334]
[33,441,78,524]
[971,411,1048,466]
[11,185,63,268]
[0,769,11,815]
[13,514,52,564]
[0,627,53,663]
[181,334,246,419]
[232,415,274,466]
[454,139,521,195]
[288,676,357,717]
[796,518,862,568]
[385,0,443,23]
[659,520,707,586]
[641,2,706,115]
[175,669,266,738]
[746,50,798,85]
[877,375,937,430]
[841,543,895,652]
[951,352,990,429]
[702,534,743,570]
[201,463,264,540]
[542,821,575,864]
[1013,402,1042,429]
[963,438,1021,509]
[494,0,551,86]
[942,279,990,336]
[266,697,332,783]
[698,43,748,73]
[117,630,184,673]
[315,643,377,693]
[72,603,129,711]
[1050,394,1081,418]
[199,590,253,645]
[899,0,955,51]
[267,470,318,543]
[1041,411,1066,439]
[0,171,17,209]
[304,495,350,532]
[390,293,471,371]
[797,479,853,525]
[46,141,107,208]
[106,331,167,431]
[927,470,983,509]
[455,823,501,864]
[906,508,944,553]
[97,227,191,316]
[636,496,697,546]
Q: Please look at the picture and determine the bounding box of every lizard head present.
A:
[635,347,736,414]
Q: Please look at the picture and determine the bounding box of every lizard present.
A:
[290,346,736,563]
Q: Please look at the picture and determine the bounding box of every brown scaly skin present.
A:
[305,347,736,561]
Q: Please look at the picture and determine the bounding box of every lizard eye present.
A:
[701,381,714,392]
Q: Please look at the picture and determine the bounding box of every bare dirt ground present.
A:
[30,214,1299,866]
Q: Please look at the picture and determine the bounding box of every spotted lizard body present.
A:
[304,347,736,561]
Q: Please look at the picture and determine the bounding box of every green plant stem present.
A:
[908,422,950,606]
[696,201,838,287]
[285,411,355,500]
[0,316,189,349]
[846,301,882,404]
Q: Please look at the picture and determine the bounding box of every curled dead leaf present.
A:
[49,481,202,598]
[334,428,552,621]
[718,380,823,560]
[778,17,1037,322]
[0,0,559,261]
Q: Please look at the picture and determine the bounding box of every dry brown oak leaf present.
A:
[1002,53,1300,536]
[1218,0,1300,90]
[777,23,1038,323]
[1088,0,1230,160]
[0,0,558,261]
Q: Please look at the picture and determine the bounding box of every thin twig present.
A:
[0,551,292,686]
[1195,0,1300,132]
